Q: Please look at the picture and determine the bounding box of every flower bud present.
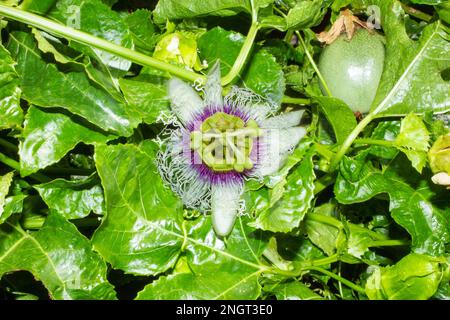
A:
[428,133,450,174]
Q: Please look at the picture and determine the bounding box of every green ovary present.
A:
[190,112,262,173]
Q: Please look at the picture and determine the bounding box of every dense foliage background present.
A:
[0,0,449,300]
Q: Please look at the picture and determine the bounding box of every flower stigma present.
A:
[190,112,262,173]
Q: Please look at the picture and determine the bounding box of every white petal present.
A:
[260,110,305,129]
[157,129,210,211]
[168,78,203,125]
[257,127,307,176]
[211,183,243,237]
[432,172,450,186]
[276,127,308,154]
[204,61,223,106]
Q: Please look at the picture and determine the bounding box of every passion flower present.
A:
[157,63,308,236]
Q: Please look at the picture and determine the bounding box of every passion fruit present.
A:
[318,29,385,113]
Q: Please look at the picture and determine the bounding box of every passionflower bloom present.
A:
[157,63,308,237]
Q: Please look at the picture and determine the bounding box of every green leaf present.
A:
[331,0,370,11]
[436,3,450,24]
[35,175,105,219]
[124,9,158,54]
[369,1,450,115]
[0,172,14,222]
[409,0,446,4]
[22,0,57,14]
[306,203,391,261]
[93,141,269,298]
[92,141,184,275]
[250,147,316,232]
[314,97,357,144]
[198,27,242,76]
[365,253,449,300]
[335,154,450,256]
[119,78,170,125]
[198,27,285,104]
[0,213,116,300]
[7,32,139,136]
[270,281,323,300]
[305,203,341,256]
[0,43,23,130]
[264,138,313,188]
[136,216,267,300]
[394,113,430,172]
[19,106,115,176]
[368,120,400,160]
[31,28,76,65]
[153,0,253,24]
[0,194,26,225]
[345,223,379,259]
[277,235,328,264]
[242,49,285,104]
[0,0,20,6]
[49,0,134,71]
[101,0,118,7]
[286,0,330,30]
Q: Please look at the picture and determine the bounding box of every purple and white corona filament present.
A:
[157,63,308,237]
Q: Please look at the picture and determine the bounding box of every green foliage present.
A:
[394,113,430,172]
[335,154,450,256]
[34,175,105,219]
[19,106,115,176]
[366,253,449,300]
[368,0,450,116]
[0,213,116,299]
[198,27,285,104]
[0,0,448,301]
[250,146,316,232]
[7,32,139,136]
[0,44,23,130]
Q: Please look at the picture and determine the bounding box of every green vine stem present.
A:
[23,215,101,229]
[313,173,336,195]
[400,3,433,22]
[282,96,311,105]
[354,138,395,148]
[305,266,366,295]
[0,152,20,171]
[0,4,205,82]
[368,239,410,247]
[0,152,49,183]
[221,21,260,86]
[0,5,262,86]
[0,138,18,152]
[329,112,376,170]
[295,30,332,97]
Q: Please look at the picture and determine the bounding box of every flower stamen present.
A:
[189,112,262,173]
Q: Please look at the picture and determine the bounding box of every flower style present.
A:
[157,63,308,237]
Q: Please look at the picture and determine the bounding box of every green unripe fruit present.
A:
[318,29,385,113]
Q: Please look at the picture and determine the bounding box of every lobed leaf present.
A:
[369,1,450,116]
[335,154,450,256]
[7,32,139,136]
[35,175,105,220]
[19,106,115,176]
[0,44,23,130]
[0,213,116,300]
